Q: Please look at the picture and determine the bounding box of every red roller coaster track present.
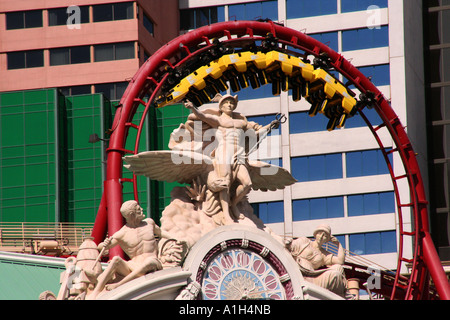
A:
[90,20,450,300]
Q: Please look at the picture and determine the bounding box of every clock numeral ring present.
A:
[260,246,270,257]
[279,273,291,283]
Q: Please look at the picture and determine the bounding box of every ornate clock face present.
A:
[201,248,285,300]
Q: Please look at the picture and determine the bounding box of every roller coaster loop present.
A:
[89,20,450,300]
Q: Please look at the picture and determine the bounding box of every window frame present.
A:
[347,191,396,217]
[94,82,128,100]
[48,6,90,26]
[49,46,91,66]
[341,0,388,13]
[291,153,343,182]
[7,50,44,69]
[228,0,278,21]
[345,148,392,178]
[6,10,43,30]
[94,42,135,62]
[342,25,389,52]
[286,0,337,19]
[292,196,344,221]
[93,2,134,23]
[251,200,284,224]
[180,5,226,31]
[143,12,154,36]
[349,231,397,255]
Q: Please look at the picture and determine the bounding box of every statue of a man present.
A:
[87,200,175,299]
[123,93,296,241]
[184,94,280,223]
[285,224,348,297]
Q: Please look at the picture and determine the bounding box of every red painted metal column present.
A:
[423,233,450,300]
[104,178,125,258]
[91,192,107,245]
[102,104,128,259]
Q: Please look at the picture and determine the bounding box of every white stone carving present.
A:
[285,224,348,297]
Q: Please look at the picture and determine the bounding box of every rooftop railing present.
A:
[0,222,94,256]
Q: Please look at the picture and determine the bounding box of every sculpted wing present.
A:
[123,150,213,184]
[247,160,297,192]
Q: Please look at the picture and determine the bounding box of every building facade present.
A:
[423,0,450,262]
[0,0,179,99]
[0,88,111,224]
[0,0,178,240]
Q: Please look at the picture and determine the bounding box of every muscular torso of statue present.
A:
[216,114,248,163]
[116,219,158,263]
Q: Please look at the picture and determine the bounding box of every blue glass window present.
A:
[308,31,339,52]
[348,192,395,216]
[349,233,365,255]
[346,149,391,177]
[381,230,397,253]
[228,3,245,21]
[180,6,225,30]
[293,196,344,221]
[236,84,273,100]
[341,0,388,13]
[289,112,329,134]
[365,232,382,254]
[291,153,343,182]
[327,196,345,218]
[252,200,284,223]
[358,64,390,86]
[342,26,389,51]
[292,198,310,221]
[310,198,327,219]
[286,0,337,19]
[229,1,278,21]
[345,106,383,128]
[335,235,346,248]
[344,64,390,88]
[349,231,397,255]
[262,0,278,21]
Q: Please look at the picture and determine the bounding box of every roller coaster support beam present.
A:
[423,233,450,299]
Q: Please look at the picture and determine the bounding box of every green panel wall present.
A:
[65,94,112,223]
[151,104,191,218]
[0,88,190,225]
[0,89,114,224]
[0,89,60,222]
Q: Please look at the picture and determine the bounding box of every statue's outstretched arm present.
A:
[254,113,285,137]
[184,100,220,128]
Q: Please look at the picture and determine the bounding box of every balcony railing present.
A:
[0,222,94,256]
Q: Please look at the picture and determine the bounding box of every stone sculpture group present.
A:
[42,94,349,300]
